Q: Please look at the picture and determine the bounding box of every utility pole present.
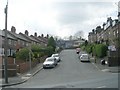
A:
[29,43,32,74]
[4,0,8,83]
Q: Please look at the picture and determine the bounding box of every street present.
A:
[5,49,118,88]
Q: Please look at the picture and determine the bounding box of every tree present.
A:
[85,40,88,46]
[47,36,56,51]
[74,31,84,40]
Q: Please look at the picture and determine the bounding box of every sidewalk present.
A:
[90,56,120,73]
[0,63,43,87]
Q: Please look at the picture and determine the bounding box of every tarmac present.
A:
[0,56,119,87]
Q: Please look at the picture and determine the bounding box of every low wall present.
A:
[0,64,17,78]
[16,56,47,74]
[107,51,120,66]
[0,56,48,76]
[108,57,120,67]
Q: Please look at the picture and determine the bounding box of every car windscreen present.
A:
[47,59,54,61]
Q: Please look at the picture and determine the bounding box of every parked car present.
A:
[80,54,90,62]
[51,53,61,62]
[43,57,57,69]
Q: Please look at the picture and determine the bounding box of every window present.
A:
[26,42,28,46]
[8,39,12,45]
[2,38,5,44]
[14,41,16,46]
[7,49,11,56]
[11,49,15,56]
[113,31,116,36]
[18,39,20,44]
[117,30,118,34]
[0,48,4,56]
[22,41,25,46]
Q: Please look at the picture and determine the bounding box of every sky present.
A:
[0,0,119,40]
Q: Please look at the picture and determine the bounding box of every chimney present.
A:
[34,32,37,37]
[41,34,44,37]
[25,30,29,36]
[11,26,16,33]
[47,34,49,39]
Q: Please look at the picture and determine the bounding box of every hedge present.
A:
[94,44,108,58]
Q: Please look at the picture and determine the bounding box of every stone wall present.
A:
[0,64,17,78]
[107,51,120,66]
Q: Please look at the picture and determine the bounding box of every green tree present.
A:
[85,40,88,46]
[47,36,56,51]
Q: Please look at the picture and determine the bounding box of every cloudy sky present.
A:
[0,0,119,39]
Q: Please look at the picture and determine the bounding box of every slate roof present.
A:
[0,30,17,40]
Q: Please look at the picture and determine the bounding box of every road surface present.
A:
[5,49,118,88]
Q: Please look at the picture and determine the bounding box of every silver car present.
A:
[51,54,61,62]
[43,57,57,68]
[80,54,90,62]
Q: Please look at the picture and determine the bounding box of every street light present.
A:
[4,0,8,83]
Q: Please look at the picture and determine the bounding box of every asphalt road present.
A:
[6,49,118,88]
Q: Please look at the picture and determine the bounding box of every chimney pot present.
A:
[25,30,29,36]
[11,26,16,33]
[34,32,37,37]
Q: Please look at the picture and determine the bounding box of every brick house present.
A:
[19,30,48,46]
[88,29,97,43]
[88,17,119,66]
[30,32,46,47]
[0,29,18,77]
[88,17,118,46]
[38,34,48,47]
[8,26,31,52]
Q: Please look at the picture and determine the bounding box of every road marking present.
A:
[97,85,106,88]
[101,69,109,72]
[92,63,100,70]
[21,76,30,79]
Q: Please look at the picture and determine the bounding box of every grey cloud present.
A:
[53,2,113,25]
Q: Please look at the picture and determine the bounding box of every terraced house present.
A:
[0,26,48,77]
[88,17,119,49]
[88,17,120,66]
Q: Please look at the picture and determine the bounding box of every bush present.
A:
[16,48,29,61]
[81,46,85,51]
[95,44,107,58]
[85,44,93,54]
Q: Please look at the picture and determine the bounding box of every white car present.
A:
[43,57,57,68]
[51,54,61,62]
[80,54,90,62]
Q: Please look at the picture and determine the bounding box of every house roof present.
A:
[30,35,41,43]
[38,36,48,44]
[0,30,17,40]
[8,30,30,42]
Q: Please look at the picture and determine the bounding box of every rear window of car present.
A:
[81,55,88,59]
[53,55,59,57]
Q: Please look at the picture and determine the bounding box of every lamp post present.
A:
[29,43,32,74]
[4,0,8,83]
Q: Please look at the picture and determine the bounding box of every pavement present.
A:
[0,63,43,87]
[90,56,120,73]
